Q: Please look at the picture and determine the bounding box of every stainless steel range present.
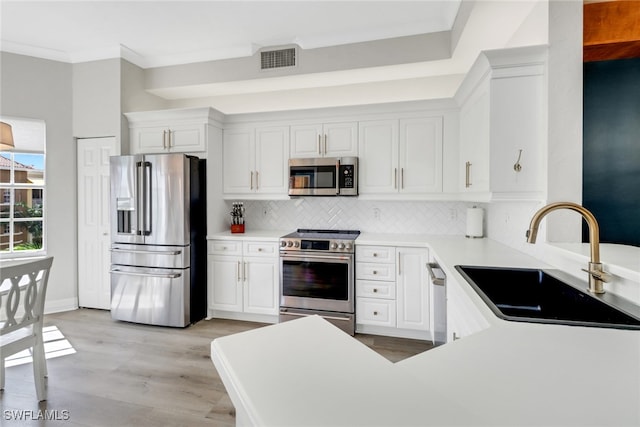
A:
[279,229,360,335]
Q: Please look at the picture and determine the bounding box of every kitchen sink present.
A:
[455,265,640,330]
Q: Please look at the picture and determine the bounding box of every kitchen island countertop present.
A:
[211,235,640,426]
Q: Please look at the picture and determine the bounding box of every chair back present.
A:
[0,257,54,336]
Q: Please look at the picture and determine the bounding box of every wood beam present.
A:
[584,0,640,62]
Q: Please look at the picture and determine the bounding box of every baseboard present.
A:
[208,309,278,325]
[44,298,78,314]
[356,324,433,341]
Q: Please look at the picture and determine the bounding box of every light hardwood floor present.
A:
[1,309,433,426]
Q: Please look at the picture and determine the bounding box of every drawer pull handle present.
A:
[373,253,378,257]
[373,311,378,316]
[373,288,378,293]
[372,270,377,275]
[258,248,263,252]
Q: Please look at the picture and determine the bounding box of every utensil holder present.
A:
[231,224,245,233]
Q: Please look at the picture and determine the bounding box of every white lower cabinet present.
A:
[356,245,431,341]
[396,247,430,331]
[208,239,279,322]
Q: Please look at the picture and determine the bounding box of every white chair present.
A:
[0,256,54,401]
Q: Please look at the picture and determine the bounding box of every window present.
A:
[0,118,46,257]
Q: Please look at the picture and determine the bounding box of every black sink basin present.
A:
[455,265,640,330]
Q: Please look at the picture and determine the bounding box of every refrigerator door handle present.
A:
[110,268,182,279]
[136,160,152,236]
[136,161,143,235]
[110,248,182,255]
[142,161,152,236]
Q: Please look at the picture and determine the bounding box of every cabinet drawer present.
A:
[243,241,278,257]
[356,262,396,282]
[208,240,242,256]
[356,279,396,300]
[356,297,396,327]
[356,245,396,263]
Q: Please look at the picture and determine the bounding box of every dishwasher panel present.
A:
[428,262,447,345]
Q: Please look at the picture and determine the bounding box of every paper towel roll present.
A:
[466,207,484,238]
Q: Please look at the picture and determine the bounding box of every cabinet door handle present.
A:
[243,261,248,282]
[401,168,405,189]
[318,135,322,155]
[250,171,254,190]
[167,129,172,148]
[237,261,241,282]
[324,134,327,155]
[162,130,167,149]
[465,161,472,188]
[255,171,259,190]
[394,168,398,189]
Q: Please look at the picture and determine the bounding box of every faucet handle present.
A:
[581,266,613,283]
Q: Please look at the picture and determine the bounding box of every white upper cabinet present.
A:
[223,128,254,194]
[399,117,443,194]
[456,45,547,201]
[358,120,398,194]
[125,107,221,154]
[290,121,358,158]
[358,116,443,197]
[223,125,289,198]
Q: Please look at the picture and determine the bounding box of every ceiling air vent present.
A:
[261,47,296,70]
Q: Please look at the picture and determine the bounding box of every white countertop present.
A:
[211,234,640,426]
[207,229,290,241]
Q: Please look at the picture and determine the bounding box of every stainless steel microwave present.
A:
[288,157,358,196]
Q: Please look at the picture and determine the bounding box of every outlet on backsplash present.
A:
[449,208,458,221]
[373,207,381,220]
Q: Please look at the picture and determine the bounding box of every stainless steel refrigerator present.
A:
[109,154,206,327]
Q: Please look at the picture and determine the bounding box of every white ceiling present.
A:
[0,1,462,68]
[0,1,546,112]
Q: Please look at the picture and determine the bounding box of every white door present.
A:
[77,137,118,309]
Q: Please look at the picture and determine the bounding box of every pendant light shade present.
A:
[0,121,15,151]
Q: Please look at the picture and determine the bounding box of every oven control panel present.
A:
[280,238,355,253]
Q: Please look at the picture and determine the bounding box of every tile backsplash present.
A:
[231,199,471,235]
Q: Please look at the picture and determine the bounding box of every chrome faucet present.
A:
[526,202,611,294]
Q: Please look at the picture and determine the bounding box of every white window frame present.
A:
[0,117,46,259]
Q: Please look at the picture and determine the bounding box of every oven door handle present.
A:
[281,253,353,262]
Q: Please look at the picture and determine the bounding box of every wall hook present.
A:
[513,149,523,172]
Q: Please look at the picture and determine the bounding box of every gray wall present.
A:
[1,52,76,311]
[73,58,121,139]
